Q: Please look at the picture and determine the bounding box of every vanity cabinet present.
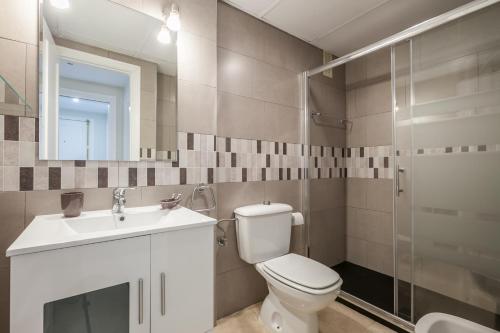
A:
[10,225,214,333]
[151,227,214,333]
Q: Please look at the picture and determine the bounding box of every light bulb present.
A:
[157,25,171,44]
[72,97,80,103]
[50,0,70,9]
[166,4,181,31]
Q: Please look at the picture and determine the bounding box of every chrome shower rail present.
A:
[306,0,500,77]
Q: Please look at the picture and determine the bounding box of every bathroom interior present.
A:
[0,0,499,332]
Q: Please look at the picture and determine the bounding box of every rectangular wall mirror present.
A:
[39,0,177,161]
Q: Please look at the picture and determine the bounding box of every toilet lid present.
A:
[263,253,340,290]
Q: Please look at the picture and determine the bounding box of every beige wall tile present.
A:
[25,44,38,117]
[264,103,301,144]
[218,48,255,97]
[365,112,392,146]
[310,207,346,267]
[366,48,391,80]
[0,0,38,45]
[346,178,367,209]
[252,61,300,108]
[346,116,366,147]
[25,190,62,225]
[264,180,301,211]
[310,178,345,212]
[0,192,25,268]
[216,219,249,275]
[176,0,217,42]
[217,3,264,60]
[178,31,217,88]
[178,79,217,134]
[0,38,26,102]
[347,207,393,246]
[355,80,392,116]
[366,179,393,213]
[0,265,10,333]
[216,265,267,319]
[217,92,269,140]
[217,181,265,219]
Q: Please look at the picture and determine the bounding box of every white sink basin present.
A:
[66,210,164,233]
[6,205,216,257]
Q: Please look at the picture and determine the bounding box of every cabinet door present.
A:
[151,226,214,333]
[10,236,151,333]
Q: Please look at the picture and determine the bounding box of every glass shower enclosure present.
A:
[303,0,500,330]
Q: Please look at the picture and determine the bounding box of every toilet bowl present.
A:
[256,253,342,333]
[233,203,343,333]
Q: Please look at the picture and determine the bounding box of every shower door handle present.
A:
[396,165,405,196]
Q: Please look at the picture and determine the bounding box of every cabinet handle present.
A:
[161,272,166,316]
[138,278,144,324]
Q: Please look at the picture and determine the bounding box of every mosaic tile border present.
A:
[0,114,428,191]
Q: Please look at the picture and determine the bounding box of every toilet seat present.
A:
[258,253,342,295]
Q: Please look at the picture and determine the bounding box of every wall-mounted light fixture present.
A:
[166,3,181,32]
[157,24,171,44]
[50,0,70,9]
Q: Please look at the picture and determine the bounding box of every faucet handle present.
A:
[113,187,135,197]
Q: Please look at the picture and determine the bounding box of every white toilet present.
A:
[234,203,342,333]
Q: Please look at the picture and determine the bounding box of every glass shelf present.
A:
[0,74,32,114]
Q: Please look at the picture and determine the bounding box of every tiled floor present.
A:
[214,301,396,333]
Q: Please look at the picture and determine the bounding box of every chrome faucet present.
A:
[112,187,132,214]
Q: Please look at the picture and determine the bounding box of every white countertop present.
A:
[6,205,216,257]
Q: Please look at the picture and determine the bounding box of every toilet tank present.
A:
[234,203,293,264]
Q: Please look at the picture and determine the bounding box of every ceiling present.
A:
[223,0,473,57]
[44,0,177,75]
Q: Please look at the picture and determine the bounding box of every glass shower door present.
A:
[394,2,500,329]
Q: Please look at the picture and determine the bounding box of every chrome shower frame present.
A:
[301,0,500,329]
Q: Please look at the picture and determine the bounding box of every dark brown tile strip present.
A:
[287,168,291,180]
[98,168,108,188]
[225,137,231,152]
[283,143,287,155]
[180,168,187,185]
[478,144,487,152]
[147,148,152,158]
[242,168,247,182]
[231,152,236,167]
[257,140,262,154]
[360,147,364,157]
[261,168,266,181]
[20,167,34,191]
[369,157,374,168]
[4,115,19,141]
[384,157,389,168]
[266,154,270,167]
[207,168,214,184]
[75,160,86,167]
[49,167,61,190]
[279,168,283,180]
[374,168,379,179]
[35,118,39,142]
[187,133,194,150]
[274,142,279,154]
[129,168,137,187]
[147,168,155,186]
